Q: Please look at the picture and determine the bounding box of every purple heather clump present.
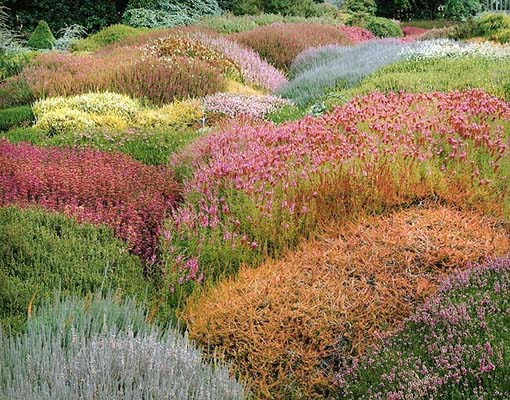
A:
[188,32,288,92]
[335,258,510,399]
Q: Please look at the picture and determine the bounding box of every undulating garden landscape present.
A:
[1,0,510,398]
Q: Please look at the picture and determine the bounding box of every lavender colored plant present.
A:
[204,93,292,119]
[188,32,287,92]
[279,39,407,105]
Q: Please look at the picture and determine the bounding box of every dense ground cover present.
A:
[184,205,510,399]
[336,258,510,399]
[0,140,177,260]
[2,7,510,399]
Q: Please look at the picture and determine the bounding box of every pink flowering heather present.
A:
[164,89,510,288]
[188,32,288,92]
[0,140,177,261]
[334,258,510,398]
[204,93,292,119]
[338,26,375,43]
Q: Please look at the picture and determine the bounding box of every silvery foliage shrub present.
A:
[123,0,221,28]
[54,24,87,51]
[279,40,407,105]
[0,294,245,400]
[402,38,510,60]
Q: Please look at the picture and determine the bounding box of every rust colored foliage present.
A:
[183,205,510,399]
[230,23,352,71]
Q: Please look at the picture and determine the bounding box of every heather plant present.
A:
[0,140,177,261]
[335,258,510,399]
[198,13,342,34]
[184,206,510,399]
[280,40,406,105]
[163,90,510,303]
[341,56,510,102]
[188,32,288,91]
[27,20,56,50]
[0,106,34,131]
[230,22,352,71]
[0,51,33,81]
[338,25,375,43]
[350,15,403,38]
[204,93,292,119]
[3,49,226,106]
[0,206,147,334]
[402,39,510,60]
[476,13,510,37]
[151,35,242,80]
[0,293,246,399]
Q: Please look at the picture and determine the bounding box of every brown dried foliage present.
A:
[183,205,510,399]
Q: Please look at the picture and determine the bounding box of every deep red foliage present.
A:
[0,140,177,261]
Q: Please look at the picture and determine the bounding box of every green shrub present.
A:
[0,293,246,399]
[338,57,510,104]
[1,125,201,166]
[0,206,148,334]
[71,24,142,52]
[363,16,403,37]
[493,28,510,44]
[0,51,33,81]
[27,20,56,50]
[0,106,33,131]
[443,0,481,21]
[342,0,376,14]
[476,13,510,37]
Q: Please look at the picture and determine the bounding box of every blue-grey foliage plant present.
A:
[278,39,408,105]
[0,293,246,400]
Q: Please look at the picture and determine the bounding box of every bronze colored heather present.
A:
[183,205,510,399]
[230,23,352,72]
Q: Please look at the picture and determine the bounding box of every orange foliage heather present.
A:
[230,23,352,71]
[183,205,510,399]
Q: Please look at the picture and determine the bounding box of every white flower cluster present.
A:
[401,39,510,60]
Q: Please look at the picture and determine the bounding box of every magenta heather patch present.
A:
[338,26,375,43]
[0,140,177,261]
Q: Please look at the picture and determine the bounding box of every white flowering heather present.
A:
[279,40,407,105]
[204,93,292,119]
[402,38,510,60]
[188,32,288,92]
[0,294,245,400]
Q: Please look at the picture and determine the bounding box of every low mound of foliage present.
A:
[184,205,510,399]
[162,90,510,305]
[335,258,510,399]
[0,140,177,260]
[0,106,34,131]
[280,40,406,105]
[0,206,147,334]
[339,56,510,103]
[71,24,143,52]
[0,293,245,399]
[230,23,352,71]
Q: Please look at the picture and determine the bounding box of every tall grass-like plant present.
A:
[280,40,406,105]
[0,6,24,54]
[0,293,245,399]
